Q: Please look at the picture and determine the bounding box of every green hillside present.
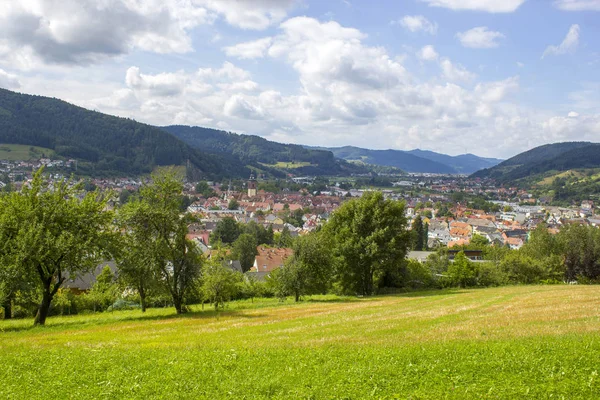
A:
[0,89,248,178]
[163,125,366,176]
[472,142,595,182]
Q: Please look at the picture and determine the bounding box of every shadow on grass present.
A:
[391,289,469,298]
[0,308,266,334]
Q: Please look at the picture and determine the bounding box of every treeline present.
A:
[2,177,600,325]
[0,88,248,178]
[407,225,600,290]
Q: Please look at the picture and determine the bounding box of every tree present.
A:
[279,232,333,301]
[195,181,216,198]
[232,234,258,273]
[211,217,241,244]
[1,169,113,325]
[323,191,410,295]
[556,224,600,281]
[114,202,160,312]
[228,199,239,210]
[201,260,241,311]
[411,215,424,251]
[446,251,478,288]
[276,225,293,248]
[86,265,118,312]
[134,170,203,314]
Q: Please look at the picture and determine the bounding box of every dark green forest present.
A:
[472,142,597,182]
[163,125,364,176]
[0,89,249,178]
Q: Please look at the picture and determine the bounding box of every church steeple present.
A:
[247,173,257,197]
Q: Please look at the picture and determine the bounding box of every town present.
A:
[2,154,598,281]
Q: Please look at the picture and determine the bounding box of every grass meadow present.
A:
[1,285,599,399]
[0,144,55,161]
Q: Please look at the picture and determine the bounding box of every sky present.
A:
[0,0,599,159]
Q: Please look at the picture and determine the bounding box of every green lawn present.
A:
[1,286,600,399]
[0,143,55,161]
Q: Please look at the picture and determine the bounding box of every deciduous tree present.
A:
[323,191,410,295]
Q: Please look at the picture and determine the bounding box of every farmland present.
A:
[1,285,599,399]
[0,143,55,161]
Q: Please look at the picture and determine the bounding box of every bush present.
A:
[406,260,437,289]
[476,262,509,287]
[107,299,141,312]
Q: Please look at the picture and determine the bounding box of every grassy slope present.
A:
[0,143,55,161]
[1,286,600,399]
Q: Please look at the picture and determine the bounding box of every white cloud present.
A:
[517,61,525,68]
[0,0,299,69]
[396,15,438,35]
[199,0,298,30]
[440,58,476,82]
[0,68,20,89]
[542,24,580,58]
[554,0,600,11]
[14,15,597,159]
[223,37,273,59]
[419,0,526,13]
[456,27,505,48]
[224,94,265,119]
[0,0,213,67]
[417,45,439,61]
[568,111,579,117]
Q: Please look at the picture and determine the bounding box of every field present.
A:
[0,143,55,161]
[1,285,600,399]
[261,161,315,169]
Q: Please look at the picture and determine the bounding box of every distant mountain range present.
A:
[311,146,503,174]
[471,142,600,183]
[0,88,504,178]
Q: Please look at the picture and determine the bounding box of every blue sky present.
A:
[0,0,598,158]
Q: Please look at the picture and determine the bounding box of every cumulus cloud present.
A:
[419,0,526,13]
[29,16,595,159]
[440,59,476,82]
[0,0,298,68]
[0,0,213,67]
[395,15,438,35]
[554,0,600,11]
[199,0,298,30]
[0,68,20,89]
[417,45,439,61]
[456,27,505,48]
[542,24,580,58]
[223,37,273,59]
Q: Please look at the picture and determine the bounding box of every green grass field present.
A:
[0,144,55,161]
[261,161,315,169]
[1,285,600,399]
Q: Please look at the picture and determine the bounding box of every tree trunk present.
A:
[2,298,12,320]
[139,286,147,313]
[294,291,300,302]
[34,285,53,326]
[173,295,184,314]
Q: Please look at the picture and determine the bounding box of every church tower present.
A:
[247,174,257,197]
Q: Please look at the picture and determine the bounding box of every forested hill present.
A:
[406,150,502,174]
[471,142,599,183]
[0,89,248,178]
[163,125,365,176]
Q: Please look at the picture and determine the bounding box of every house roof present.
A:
[250,247,293,273]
